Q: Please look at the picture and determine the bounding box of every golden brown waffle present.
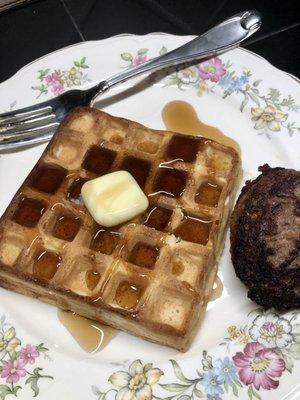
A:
[0,107,241,351]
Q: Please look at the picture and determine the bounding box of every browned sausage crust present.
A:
[230,164,300,310]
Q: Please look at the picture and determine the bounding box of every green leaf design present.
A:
[160,383,190,392]
[74,61,81,68]
[37,69,50,81]
[231,382,238,397]
[288,343,300,359]
[235,379,243,388]
[170,360,195,384]
[251,88,259,95]
[268,88,281,102]
[25,367,53,397]
[121,52,133,62]
[159,46,168,55]
[137,48,148,55]
[0,385,21,400]
[281,350,294,373]
[201,351,213,371]
[240,93,249,112]
[224,381,229,392]
[292,323,300,343]
[252,388,262,400]
[248,92,260,107]
[248,385,253,400]
[253,79,262,87]
[192,388,204,398]
[177,395,190,400]
[10,350,18,361]
[37,343,49,353]
[91,386,101,396]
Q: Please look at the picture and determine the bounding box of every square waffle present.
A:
[0,107,241,351]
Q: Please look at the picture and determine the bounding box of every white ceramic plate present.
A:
[0,34,299,400]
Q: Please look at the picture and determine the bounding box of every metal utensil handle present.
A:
[91,10,261,100]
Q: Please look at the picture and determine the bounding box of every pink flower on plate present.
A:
[133,54,148,66]
[198,57,226,82]
[1,359,26,384]
[233,342,285,390]
[45,73,60,85]
[50,82,64,95]
[20,344,39,365]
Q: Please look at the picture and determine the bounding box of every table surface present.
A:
[0,0,299,84]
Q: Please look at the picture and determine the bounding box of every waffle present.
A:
[0,107,241,351]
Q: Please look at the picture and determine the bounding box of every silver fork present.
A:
[0,10,261,151]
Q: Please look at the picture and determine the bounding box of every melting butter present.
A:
[81,171,148,227]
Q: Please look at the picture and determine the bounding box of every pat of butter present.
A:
[81,171,149,227]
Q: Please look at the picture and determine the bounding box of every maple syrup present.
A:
[115,281,143,310]
[195,181,222,207]
[162,100,240,153]
[128,242,159,269]
[33,250,61,280]
[52,214,81,242]
[82,145,116,175]
[13,197,47,228]
[174,215,212,245]
[58,310,116,353]
[31,164,66,194]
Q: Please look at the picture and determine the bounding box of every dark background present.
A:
[0,0,299,83]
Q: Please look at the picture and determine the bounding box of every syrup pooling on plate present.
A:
[57,310,117,353]
[162,100,240,153]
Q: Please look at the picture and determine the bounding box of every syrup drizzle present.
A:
[58,310,117,353]
[162,100,240,153]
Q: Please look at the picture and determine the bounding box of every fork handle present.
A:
[90,10,261,102]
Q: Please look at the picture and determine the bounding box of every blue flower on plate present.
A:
[207,395,222,400]
[219,73,233,89]
[239,74,249,85]
[214,356,237,384]
[201,370,224,396]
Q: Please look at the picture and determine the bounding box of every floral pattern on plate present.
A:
[92,308,300,400]
[0,315,53,399]
[32,57,91,98]
[120,48,300,138]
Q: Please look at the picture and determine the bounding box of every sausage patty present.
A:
[230,164,300,310]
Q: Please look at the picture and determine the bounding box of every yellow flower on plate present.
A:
[0,327,21,360]
[251,105,287,131]
[197,80,207,96]
[69,67,77,76]
[109,360,163,400]
[227,325,239,340]
[238,333,250,345]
